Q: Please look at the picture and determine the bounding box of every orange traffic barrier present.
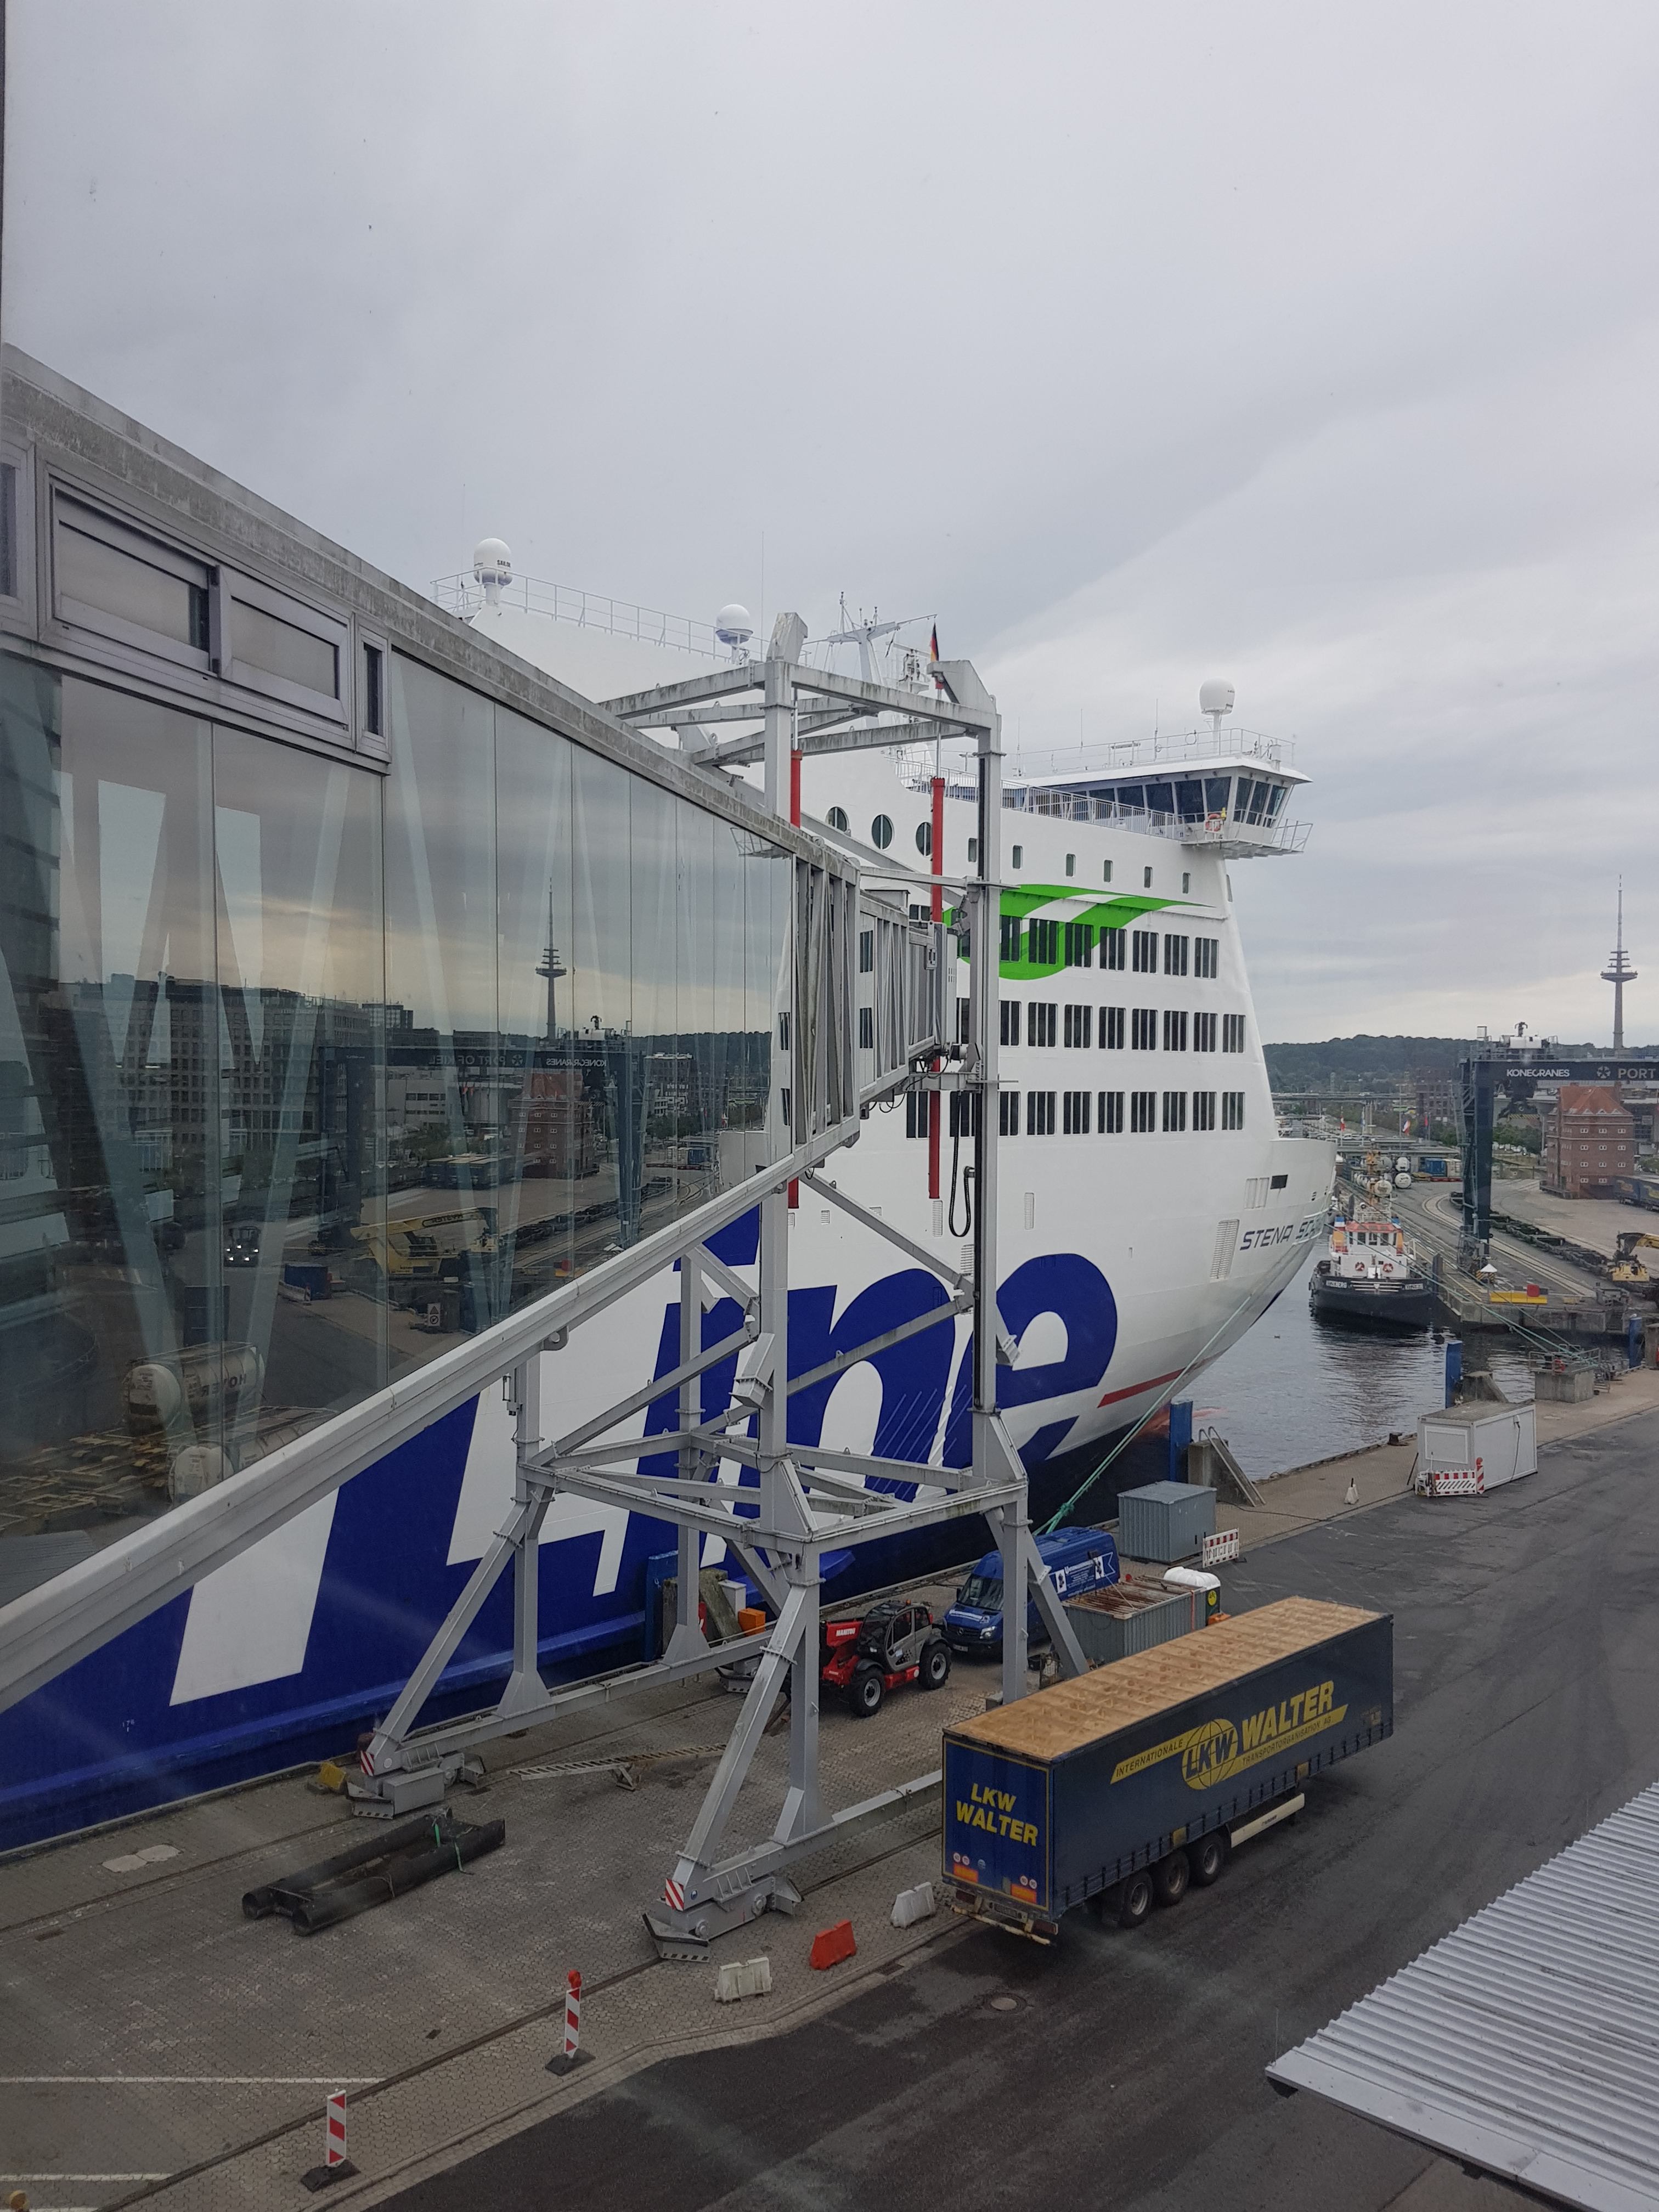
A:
[809,1918,857,1970]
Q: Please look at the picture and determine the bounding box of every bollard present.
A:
[546,1967,590,2074]
[299,2089,357,2190]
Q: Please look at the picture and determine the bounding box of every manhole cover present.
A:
[986,1995,1019,2013]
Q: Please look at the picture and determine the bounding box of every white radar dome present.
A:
[1396,1156,1410,1172]
[1199,678,1235,718]
[715,602,755,646]
[473,538,513,586]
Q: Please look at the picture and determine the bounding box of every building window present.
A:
[1194,936,1218,979]
[1103,859,1113,883]
[1029,1003,1057,1047]
[827,805,849,832]
[950,1092,979,1137]
[1012,843,1023,870]
[1163,932,1188,977]
[1101,1005,1125,1049]
[916,820,932,855]
[1131,929,1158,973]
[859,1006,874,1050]
[1029,918,1059,965]
[1000,1000,1022,1046]
[1065,853,1076,877]
[1193,1089,1216,1131]
[1103,927,1125,972]
[1162,1090,1187,1133]
[999,1089,1019,1135]
[1100,1088,1125,1133]
[859,928,874,974]
[1194,1011,1217,1053]
[362,642,384,737]
[778,1011,791,1050]
[1063,1088,1091,1134]
[1130,1088,1156,1133]
[1063,922,1094,967]
[1222,1090,1245,1130]
[1143,866,1153,889]
[871,814,893,849]
[1063,1004,1092,1048]
[1131,1007,1157,1051]
[1026,1090,1057,1136]
[1222,1013,1245,1053]
[1163,1009,1188,1053]
[905,1090,929,1138]
[1182,872,1190,893]
[967,836,978,862]
[1270,1172,1288,1189]
[1000,915,1022,962]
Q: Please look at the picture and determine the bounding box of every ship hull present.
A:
[1309,1265,1436,1331]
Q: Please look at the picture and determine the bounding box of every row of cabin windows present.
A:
[998,1002,1245,1053]
[997,925,1221,978]
[989,1088,1247,1135]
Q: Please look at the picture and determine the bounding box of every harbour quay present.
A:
[4,1362,1655,2208]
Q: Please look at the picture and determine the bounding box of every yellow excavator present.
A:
[1609,1231,1659,1284]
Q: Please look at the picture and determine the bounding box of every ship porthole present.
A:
[871,815,893,850]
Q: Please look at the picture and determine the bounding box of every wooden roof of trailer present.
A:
[947,1598,1381,1763]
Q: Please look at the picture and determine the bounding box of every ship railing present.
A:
[431,571,722,660]
[995,788,1310,853]
[1005,726,1294,778]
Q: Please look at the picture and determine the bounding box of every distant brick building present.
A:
[1541,1084,1636,1196]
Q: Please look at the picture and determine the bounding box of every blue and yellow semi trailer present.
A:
[944,1598,1392,1939]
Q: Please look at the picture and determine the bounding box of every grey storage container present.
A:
[1118,1479,1215,1564]
[1064,1581,1194,1664]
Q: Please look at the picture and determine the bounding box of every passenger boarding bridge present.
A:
[0,347,1089,1944]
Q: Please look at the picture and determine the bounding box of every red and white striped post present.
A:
[326,2089,348,2168]
[563,1970,582,2061]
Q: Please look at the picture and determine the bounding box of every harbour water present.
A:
[1195,1250,1534,1481]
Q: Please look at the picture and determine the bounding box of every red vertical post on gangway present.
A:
[928,775,945,1201]
[789,748,803,1209]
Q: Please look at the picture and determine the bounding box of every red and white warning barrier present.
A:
[326,2089,348,2168]
[1429,1468,1484,1497]
[1201,1528,1241,1567]
[563,1970,582,2061]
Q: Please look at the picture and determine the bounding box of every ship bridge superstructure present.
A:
[1005,727,1310,860]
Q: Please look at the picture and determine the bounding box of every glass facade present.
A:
[0,648,786,1576]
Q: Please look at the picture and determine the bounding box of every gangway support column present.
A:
[663,1251,710,1665]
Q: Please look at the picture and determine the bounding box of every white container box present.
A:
[1417,1403,1537,1492]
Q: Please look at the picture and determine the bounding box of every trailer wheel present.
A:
[848,1664,885,1719]
[920,1639,951,1690]
[1189,1832,1228,1888]
[1116,1871,1154,1928]
[1152,1849,1189,1907]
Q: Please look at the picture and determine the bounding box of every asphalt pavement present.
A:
[380,1402,1659,2212]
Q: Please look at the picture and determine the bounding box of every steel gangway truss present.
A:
[0,617,1087,1956]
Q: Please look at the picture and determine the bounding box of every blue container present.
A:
[282,1262,330,1300]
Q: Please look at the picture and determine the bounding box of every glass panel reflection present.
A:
[0,642,791,1591]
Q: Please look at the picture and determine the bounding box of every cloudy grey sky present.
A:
[9,2,1657,1042]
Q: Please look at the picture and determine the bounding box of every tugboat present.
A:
[1309,1209,1435,1330]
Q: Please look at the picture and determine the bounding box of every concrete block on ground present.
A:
[891,1880,936,1928]
[714,1954,772,2003]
